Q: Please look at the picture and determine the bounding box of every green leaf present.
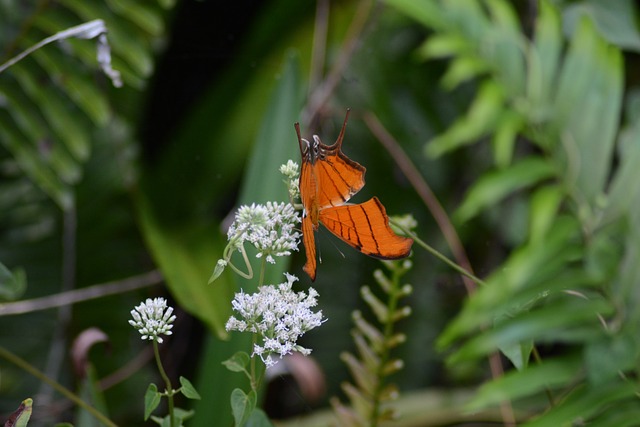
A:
[468,354,582,411]
[179,376,201,400]
[448,296,613,363]
[529,0,562,110]
[230,388,256,427]
[144,383,161,421]
[222,352,251,374]
[564,0,640,51]
[244,408,274,427]
[584,332,638,385]
[382,0,445,30]
[554,17,623,205]
[499,339,533,371]
[0,263,26,301]
[491,111,523,168]
[604,94,640,223]
[454,157,556,222]
[528,185,563,245]
[524,381,637,427]
[426,81,504,158]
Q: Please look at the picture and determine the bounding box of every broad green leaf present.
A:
[179,376,201,400]
[585,332,638,385]
[498,339,533,371]
[484,0,525,96]
[468,355,582,411]
[454,157,555,222]
[528,185,563,245]
[441,55,490,89]
[523,381,637,427]
[586,402,640,427]
[222,352,251,374]
[426,81,504,157]
[564,0,640,51]
[491,111,523,168]
[439,216,581,346]
[416,34,467,60]
[529,0,562,111]
[144,383,161,420]
[448,296,613,363]
[244,408,274,427]
[604,97,640,223]
[0,263,26,301]
[382,0,445,30]
[230,388,256,427]
[554,18,623,205]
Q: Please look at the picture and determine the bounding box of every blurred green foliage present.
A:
[1,0,640,425]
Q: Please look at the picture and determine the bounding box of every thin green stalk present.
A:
[0,345,116,427]
[392,221,486,287]
[370,266,403,426]
[153,340,175,427]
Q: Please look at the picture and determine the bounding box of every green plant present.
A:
[385,0,640,424]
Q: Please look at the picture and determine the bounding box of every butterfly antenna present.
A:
[335,108,351,149]
[294,122,305,154]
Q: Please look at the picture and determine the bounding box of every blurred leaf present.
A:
[498,339,532,371]
[528,0,562,110]
[491,111,522,168]
[454,157,555,222]
[554,17,623,205]
[230,388,256,427]
[426,81,504,157]
[584,332,638,385]
[564,0,640,51]
[468,354,582,411]
[244,408,274,427]
[222,352,251,374]
[4,398,33,427]
[179,376,201,400]
[0,263,26,301]
[144,383,161,420]
[528,185,563,245]
[382,0,445,30]
[448,296,613,363]
[524,381,637,427]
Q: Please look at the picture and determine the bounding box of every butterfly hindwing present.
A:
[318,197,413,259]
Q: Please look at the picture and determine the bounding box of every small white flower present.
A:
[279,160,300,200]
[226,273,325,368]
[226,202,301,263]
[128,298,176,344]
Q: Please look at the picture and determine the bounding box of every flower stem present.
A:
[0,345,117,427]
[392,221,486,287]
[153,340,175,427]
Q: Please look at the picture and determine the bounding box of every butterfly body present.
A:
[296,111,413,281]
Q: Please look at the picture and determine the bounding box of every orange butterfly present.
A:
[295,110,413,281]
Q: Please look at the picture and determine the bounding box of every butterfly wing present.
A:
[318,197,413,259]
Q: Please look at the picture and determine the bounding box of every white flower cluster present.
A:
[225,273,325,368]
[279,160,300,200]
[227,202,301,264]
[129,297,176,344]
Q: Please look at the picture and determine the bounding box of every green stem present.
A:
[370,265,403,426]
[0,345,117,427]
[392,221,486,287]
[153,340,175,427]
